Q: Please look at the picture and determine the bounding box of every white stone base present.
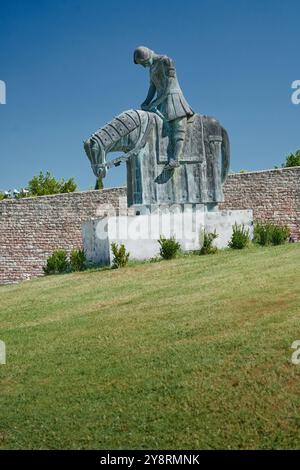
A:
[82,208,253,266]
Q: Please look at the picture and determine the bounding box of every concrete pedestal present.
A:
[82,207,253,266]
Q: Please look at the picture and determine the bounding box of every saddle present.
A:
[156,113,206,164]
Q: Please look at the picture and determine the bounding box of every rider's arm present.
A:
[141,81,156,108]
[145,57,175,109]
[165,57,176,91]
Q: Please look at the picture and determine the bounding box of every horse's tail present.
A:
[221,126,230,182]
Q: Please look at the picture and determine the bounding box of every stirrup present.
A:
[164,159,180,170]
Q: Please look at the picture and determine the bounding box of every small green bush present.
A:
[70,249,86,272]
[199,230,218,255]
[228,223,250,249]
[158,236,181,260]
[44,250,70,275]
[111,242,130,268]
[254,223,271,246]
[270,225,290,245]
[254,222,290,246]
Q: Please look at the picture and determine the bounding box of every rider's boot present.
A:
[164,139,184,170]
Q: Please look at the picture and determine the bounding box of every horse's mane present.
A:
[92,109,143,147]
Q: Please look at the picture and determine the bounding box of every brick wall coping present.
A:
[1,167,299,207]
[0,186,127,205]
[229,166,300,176]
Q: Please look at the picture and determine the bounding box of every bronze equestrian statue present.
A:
[84,47,230,208]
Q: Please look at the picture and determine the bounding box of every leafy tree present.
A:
[283,150,300,168]
[28,171,77,196]
[0,192,5,201]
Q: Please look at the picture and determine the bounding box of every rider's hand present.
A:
[141,102,150,111]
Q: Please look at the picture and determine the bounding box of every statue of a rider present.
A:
[134,46,194,170]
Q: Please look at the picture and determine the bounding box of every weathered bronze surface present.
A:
[84,48,230,207]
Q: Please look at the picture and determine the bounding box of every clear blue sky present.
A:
[0,0,299,191]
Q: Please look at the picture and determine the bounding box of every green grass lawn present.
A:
[1,244,300,449]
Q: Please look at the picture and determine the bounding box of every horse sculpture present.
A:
[84,109,230,207]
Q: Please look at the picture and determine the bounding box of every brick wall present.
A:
[0,188,127,285]
[221,167,300,240]
[0,166,299,284]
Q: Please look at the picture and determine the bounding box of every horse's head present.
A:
[84,136,107,178]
